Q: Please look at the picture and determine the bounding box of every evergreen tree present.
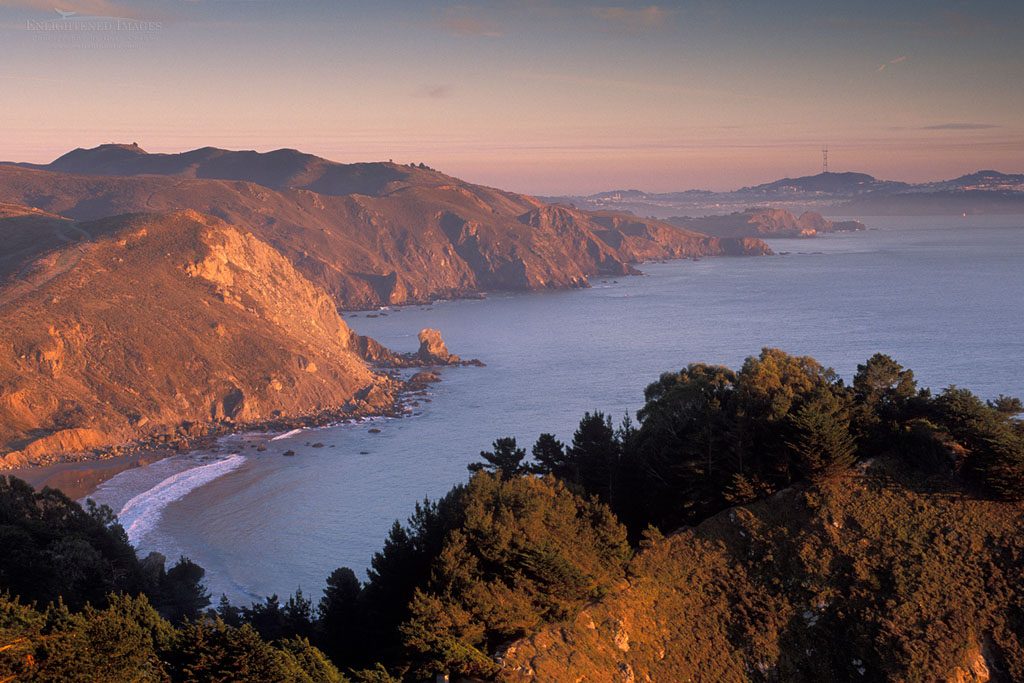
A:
[467,437,529,479]
[989,394,1024,415]
[529,433,566,475]
[852,353,919,445]
[568,412,619,503]
[156,557,211,623]
[785,391,858,480]
[318,567,361,664]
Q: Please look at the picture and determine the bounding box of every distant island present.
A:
[544,169,1024,217]
[666,207,865,239]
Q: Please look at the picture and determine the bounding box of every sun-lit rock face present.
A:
[0,209,393,466]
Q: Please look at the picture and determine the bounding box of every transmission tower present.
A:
[822,145,829,174]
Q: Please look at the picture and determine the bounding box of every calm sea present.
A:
[88,215,1024,604]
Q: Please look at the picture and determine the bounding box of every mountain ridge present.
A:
[544,169,1024,217]
[0,148,771,309]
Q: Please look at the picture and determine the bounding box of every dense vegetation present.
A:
[1,349,1022,681]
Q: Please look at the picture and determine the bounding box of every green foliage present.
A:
[168,618,316,682]
[242,591,316,642]
[0,591,344,683]
[934,386,1024,499]
[785,389,858,480]
[568,412,620,503]
[400,472,631,678]
[3,349,1022,681]
[355,486,466,666]
[156,556,212,623]
[467,436,529,479]
[989,394,1024,415]
[851,353,921,449]
[0,594,170,681]
[0,476,146,610]
[528,432,566,475]
[318,567,361,664]
[612,349,853,532]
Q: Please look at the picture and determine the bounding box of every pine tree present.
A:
[529,433,566,475]
[786,392,858,480]
[467,437,528,479]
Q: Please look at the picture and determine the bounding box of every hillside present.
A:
[740,171,909,196]
[499,461,1024,681]
[548,169,1024,217]
[30,142,459,197]
[0,209,395,467]
[0,147,771,309]
[667,208,865,238]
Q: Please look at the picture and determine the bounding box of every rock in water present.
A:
[416,328,459,364]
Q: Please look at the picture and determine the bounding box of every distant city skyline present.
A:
[1,0,1022,194]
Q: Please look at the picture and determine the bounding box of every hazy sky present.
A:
[1,0,1022,193]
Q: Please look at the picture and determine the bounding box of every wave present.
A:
[270,428,304,441]
[117,453,246,546]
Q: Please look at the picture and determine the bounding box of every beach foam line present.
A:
[270,428,304,441]
[117,453,246,546]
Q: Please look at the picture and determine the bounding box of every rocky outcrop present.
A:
[944,645,991,683]
[667,207,866,239]
[416,328,456,364]
[348,327,482,368]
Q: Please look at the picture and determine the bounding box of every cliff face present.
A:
[499,462,1024,682]
[0,209,393,467]
[0,147,771,309]
[667,207,866,238]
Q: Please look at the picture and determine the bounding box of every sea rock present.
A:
[416,328,459,364]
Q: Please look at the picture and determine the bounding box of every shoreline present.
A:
[3,368,444,501]
[5,447,182,502]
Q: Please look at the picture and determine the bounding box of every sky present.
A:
[0,0,1022,194]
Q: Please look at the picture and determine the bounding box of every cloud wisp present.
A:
[413,84,454,99]
[590,5,673,32]
[877,55,908,72]
[921,123,1001,131]
[437,6,501,38]
[3,0,148,19]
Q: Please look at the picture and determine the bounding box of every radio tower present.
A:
[822,145,829,174]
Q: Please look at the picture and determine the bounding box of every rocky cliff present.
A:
[0,209,395,467]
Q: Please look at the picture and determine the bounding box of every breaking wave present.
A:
[117,453,246,546]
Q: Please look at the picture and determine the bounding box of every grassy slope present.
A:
[500,459,1024,682]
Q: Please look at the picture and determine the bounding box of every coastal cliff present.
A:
[0,210,396,467]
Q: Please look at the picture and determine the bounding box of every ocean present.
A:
[87,214,1024,604]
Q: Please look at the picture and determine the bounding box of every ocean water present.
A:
[87,215,1024,604]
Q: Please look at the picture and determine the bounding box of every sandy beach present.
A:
[4,448,179,501]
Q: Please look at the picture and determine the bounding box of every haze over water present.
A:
[89,215,1024,604]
